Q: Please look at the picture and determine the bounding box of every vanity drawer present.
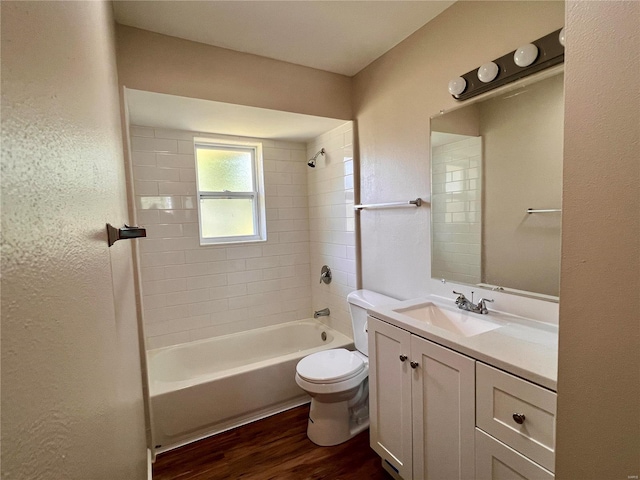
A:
[475,429,554,480]
[476,363,556,472]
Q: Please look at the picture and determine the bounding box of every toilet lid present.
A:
[296,348,365,383]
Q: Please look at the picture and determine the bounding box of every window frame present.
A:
[194,139,267,246]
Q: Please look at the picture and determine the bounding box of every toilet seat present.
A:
[296,348,364,384]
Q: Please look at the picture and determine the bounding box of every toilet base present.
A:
[306,398,369,446]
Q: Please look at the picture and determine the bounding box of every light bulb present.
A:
[514,44,539,67]
[477,62,499,83]
[559,27,566,47]
[448,77,467,96]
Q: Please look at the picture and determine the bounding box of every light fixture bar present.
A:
[450,28,564,101]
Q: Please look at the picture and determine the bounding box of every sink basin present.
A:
[393,302,503,337]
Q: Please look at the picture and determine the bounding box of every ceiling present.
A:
[126,89,349,142]
[112,1,455,76]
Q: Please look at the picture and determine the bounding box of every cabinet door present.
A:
[368,316,413,480]
[476,429,554,480]
[411,336,475,480]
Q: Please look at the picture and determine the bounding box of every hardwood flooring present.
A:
[153,405,389,480]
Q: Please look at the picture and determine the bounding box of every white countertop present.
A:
[368,296,558,391]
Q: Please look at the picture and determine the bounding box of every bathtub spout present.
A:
[314,308,330,318]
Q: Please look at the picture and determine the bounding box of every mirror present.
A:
[430,68,563,301]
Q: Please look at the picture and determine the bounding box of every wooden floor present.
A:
[153,405,390,480]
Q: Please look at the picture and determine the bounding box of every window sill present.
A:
[199,236,268,247]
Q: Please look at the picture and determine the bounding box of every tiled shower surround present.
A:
[307,124,356,335]
[129,125,355,348]
[431,136,482,285]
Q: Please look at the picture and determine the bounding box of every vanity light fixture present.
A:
[477,62,499,83]
[448,28,565,101]
[514,43,539,67]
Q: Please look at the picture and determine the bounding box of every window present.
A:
[195,140,266,245]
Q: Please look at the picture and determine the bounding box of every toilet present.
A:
[295,289,396,446]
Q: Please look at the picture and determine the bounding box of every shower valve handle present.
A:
[319,265,332,285]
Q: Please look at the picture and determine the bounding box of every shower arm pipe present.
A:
[354,198,425,211]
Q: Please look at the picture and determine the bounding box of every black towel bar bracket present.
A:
[106,223,146,247]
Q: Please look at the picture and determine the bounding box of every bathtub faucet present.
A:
[314,308,330,318]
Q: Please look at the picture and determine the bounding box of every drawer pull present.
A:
[512,413,526,425]
[410,361,419,369]
[399,354,408,362]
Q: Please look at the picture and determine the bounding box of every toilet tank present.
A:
[347,290,397,356]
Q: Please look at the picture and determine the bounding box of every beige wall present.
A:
[1,2,147,478]
[353,1,564,300]
[116,25,352,120]
[556,1,640,477]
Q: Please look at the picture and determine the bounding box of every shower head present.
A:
[307,148,325,168]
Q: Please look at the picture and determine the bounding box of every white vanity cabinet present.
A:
[475,363,557,479]
[368,316,475,480]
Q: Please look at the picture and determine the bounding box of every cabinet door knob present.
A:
[410,361,419,369]
[399,354,408,362]
[512,413,526,424]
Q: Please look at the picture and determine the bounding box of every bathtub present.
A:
[147,319,353,452]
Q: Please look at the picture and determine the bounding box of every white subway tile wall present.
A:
[131,125,355,348]
[307,124,357,337]
[431,137,482,285]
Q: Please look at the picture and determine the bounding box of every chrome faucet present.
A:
[314,307,330,318]
[453,291,493,314]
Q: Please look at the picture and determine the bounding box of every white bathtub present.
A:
[147,319,353,452]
